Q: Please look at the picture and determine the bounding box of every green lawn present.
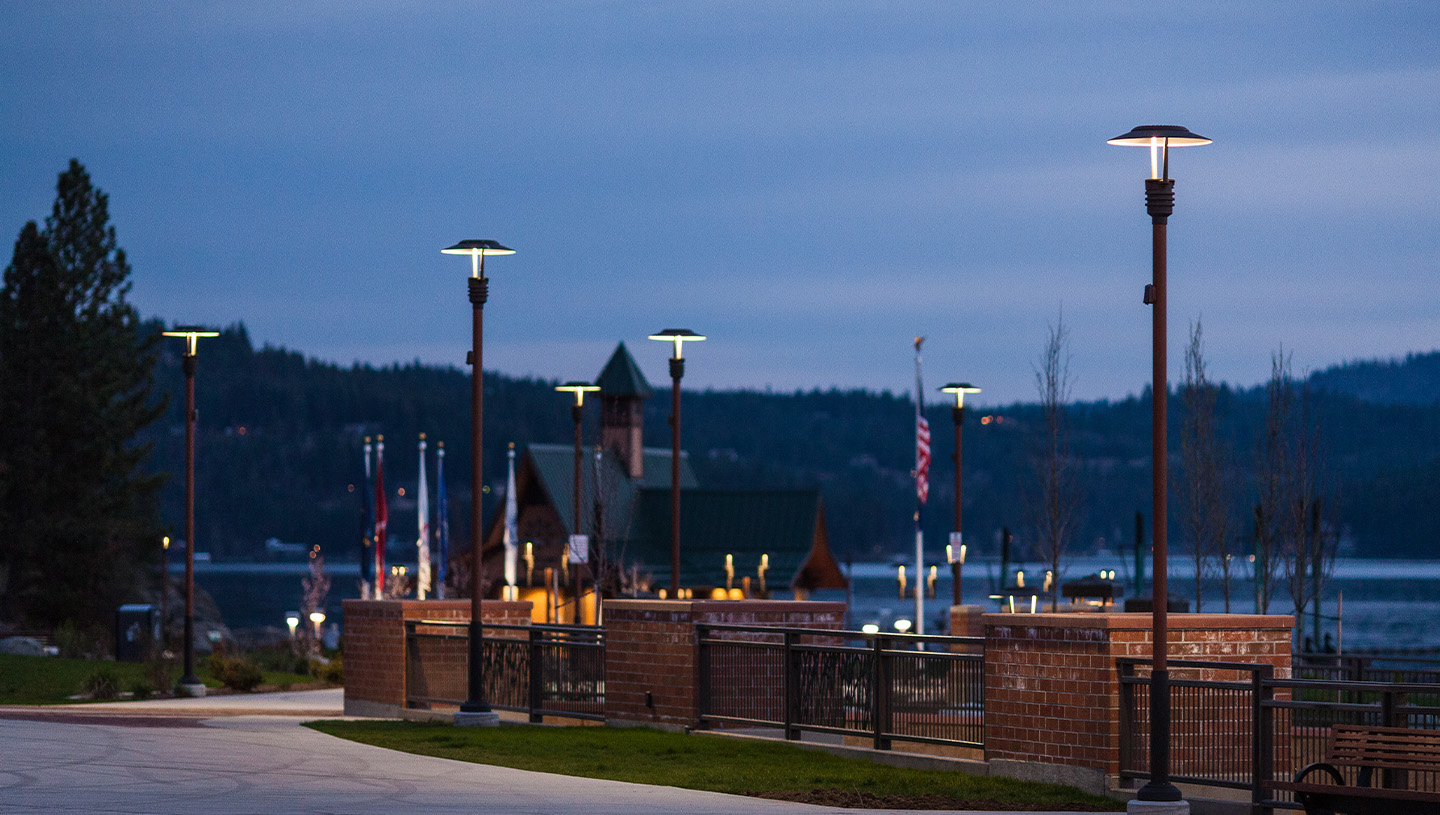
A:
[0,654,315,705]
[307,720,1121,811]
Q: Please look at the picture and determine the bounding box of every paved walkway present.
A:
[0,691,1103,815]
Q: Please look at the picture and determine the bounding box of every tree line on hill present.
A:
[5,159,1439,630]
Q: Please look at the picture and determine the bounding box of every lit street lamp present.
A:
[162,325,218,696]
[442,238,514,726]
[939,382,980,606]
[160,536,170,649]
[1109,123,1211,810]
[556,381,599,624]
[648,328,704,596]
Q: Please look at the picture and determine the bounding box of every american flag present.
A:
[916,413,931,504]
[914,336,930,504]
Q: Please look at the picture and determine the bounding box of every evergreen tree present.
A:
[0,159,165,628]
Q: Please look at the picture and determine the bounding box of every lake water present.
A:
[183,555,1440,653]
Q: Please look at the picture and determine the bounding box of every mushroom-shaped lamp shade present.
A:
[441,239,515,277]
[162,325,221,356]
[648,328,706,359]
[939,381,982,409]
[1107,124,1211,180]
[555,381,601,406]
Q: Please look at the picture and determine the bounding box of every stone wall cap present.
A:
[980,611,1294,629]
[604,599,846,615]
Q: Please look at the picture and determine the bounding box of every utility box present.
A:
[115,604,158,662]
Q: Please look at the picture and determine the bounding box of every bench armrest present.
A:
[1294,762,1345,787]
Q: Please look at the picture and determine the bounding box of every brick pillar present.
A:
[603,599,845,729]
[983,612,1293,778]
[342,599,532,717]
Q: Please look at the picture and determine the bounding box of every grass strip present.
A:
[0,654,314,705]
[307,720,1121,811]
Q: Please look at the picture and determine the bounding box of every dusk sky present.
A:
[2,3,1436,405]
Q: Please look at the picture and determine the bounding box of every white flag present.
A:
[417,435,431,599]
[503,445,519,587]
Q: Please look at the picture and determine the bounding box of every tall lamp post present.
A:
[939,382,980,606]
[442,238,514,726]
[556,381,599,624]
[1109,124,1211,810]
[162,325,219,696]
[648,328,704,596]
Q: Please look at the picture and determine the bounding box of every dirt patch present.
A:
[752,788,1122,811]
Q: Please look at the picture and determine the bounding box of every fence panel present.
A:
[403,621,604,721]
[697,624,983,750]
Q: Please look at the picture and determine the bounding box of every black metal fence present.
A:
[1119,656,1440,812]
[696,623,984,750]
[403,620,604,721]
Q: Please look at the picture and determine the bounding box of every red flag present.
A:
[375,436,388,595]
[916,413,931,504]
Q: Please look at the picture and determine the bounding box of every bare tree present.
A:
[1252,350,1291,614]
[1280,380,1339,649]
[1179,321,1234,611]
[1030,308,1078,611]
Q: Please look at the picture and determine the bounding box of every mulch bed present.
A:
[753,788,1121,811]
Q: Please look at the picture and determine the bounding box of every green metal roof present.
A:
[523,443,695,537]
[625,488,842,590]
[595,342,653,399]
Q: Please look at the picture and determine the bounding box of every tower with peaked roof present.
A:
[595,342,653,479]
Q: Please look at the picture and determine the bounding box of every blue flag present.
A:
[436,441,449,598]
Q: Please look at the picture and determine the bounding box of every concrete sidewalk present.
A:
[0,691,1111,815]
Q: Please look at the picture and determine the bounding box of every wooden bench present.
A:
[1267,724,1440,814]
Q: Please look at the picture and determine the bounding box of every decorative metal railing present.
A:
[1119,656,1440,811]
[403,620,604,721]
[696,623,984,749]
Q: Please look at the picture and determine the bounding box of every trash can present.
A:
[115,604,157,662]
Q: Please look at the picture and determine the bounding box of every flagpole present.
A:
[417,433,431,600]
[436,441,448,600]
[361,437,374,600]
[375,436,387,597]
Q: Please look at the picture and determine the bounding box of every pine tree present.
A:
[0,159,166,628]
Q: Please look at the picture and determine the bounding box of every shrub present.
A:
[311,655,343,685]
[208,654,264,692]
[129,679,154,700]
[81,667,120,700]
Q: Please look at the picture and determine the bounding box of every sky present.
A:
[2,2,1437,405]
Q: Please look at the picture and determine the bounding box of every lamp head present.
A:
[309,611,326,624]
[556,381,601,406]
[1108,124,1211,180]
[939,381,982,409]
[162,325,220,356]
[648,328,705,359]
[442,239,515,277]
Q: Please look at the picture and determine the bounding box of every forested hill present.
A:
[142,325,1440,563]
[1305,351,1440,406]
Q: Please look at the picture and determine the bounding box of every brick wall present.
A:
[983,612,1293,777]
[342,599,532,717]
[603,599,845,728]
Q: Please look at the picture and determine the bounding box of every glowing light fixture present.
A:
[939,381,982,409]
[894,619,913,633]
[555,381,600,406]
[647,328,706,359]
[441,239,515,277]
[1107,124,1210,180]
[162,325,220,355]
[861,624,880,634]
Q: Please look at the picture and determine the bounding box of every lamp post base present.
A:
[453,710,501,727]
[175,682,207,698]
[1128,799,1188,815]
